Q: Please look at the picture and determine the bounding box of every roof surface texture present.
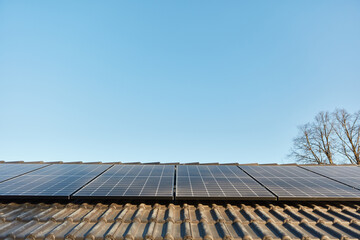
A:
[1,201,360,239]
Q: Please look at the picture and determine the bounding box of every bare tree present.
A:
[289,111,336,164]
[311,111,335,164]
[333,109,360,164]
[289,123,328,164]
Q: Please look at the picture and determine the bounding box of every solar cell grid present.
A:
[0,164,110,199]
[302,166,360,178]
[73,165,175,199]
[302,166,360,190]
[240,166,360,200]
[176,165,276,200]
[177,165,250,178]
[102,165,174,177]
[240,166,317,178]
[0,164,49,183]
[25,164,105,176]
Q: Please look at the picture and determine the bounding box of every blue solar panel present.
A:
[0,164,110,199]
[73,165,175,199]
[0,164,49,183]
[176,165,276,200]
[240,166,360,200]
[302,166,360,190]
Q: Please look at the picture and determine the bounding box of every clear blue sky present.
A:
[1,1,359,164]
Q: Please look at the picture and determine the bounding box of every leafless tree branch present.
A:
[333,109,360,164]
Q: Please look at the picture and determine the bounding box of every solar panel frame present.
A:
[0,164,111,199]
[176,165,276,200]
[240,166,360,201]
[0,163,49,183]
[73,165,175,200]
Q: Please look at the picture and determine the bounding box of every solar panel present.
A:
[302,166,360,190]
[73,165,175,199]
[240,166,360,201]
[176,165,276,200]
[0,164,110,199]
[0,164,49,183]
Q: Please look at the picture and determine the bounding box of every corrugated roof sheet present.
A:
[1,201,360,239]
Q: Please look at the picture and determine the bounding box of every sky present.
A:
[1,1,360,164]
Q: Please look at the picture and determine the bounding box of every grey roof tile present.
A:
[1,201,360,239]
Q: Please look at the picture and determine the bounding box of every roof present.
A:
[1,201,360,239]
[0,161,360,239]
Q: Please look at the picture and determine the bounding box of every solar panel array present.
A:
[302,166,360,190]
[0,164,110,199]
[176,165,276,200]
[240,166,360,200]
[74,165,175,199]
[0,164,49,183]
[0,163,360,201]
